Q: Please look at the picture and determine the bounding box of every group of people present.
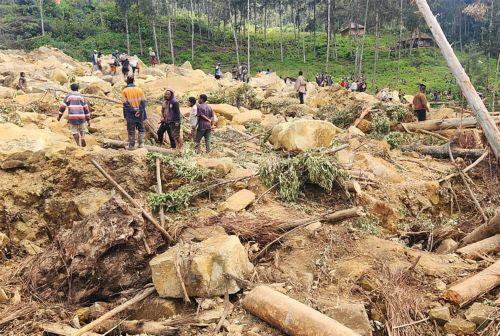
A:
[340,77,367,92]
[89,47,161,78]
[58,76,215,153]
[315,73,333,87]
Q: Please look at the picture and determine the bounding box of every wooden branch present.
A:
[415,129,449,141]
[72,287,156,336]
[443,259,500,307]
[254,207,364,260]
[242,285,361,336]
[325,143,349,154]
[91,159,172,242]
[175,250,191,304]
[94,319,178,335]
[460,210,500,247]
[456,234,500,260]
[155,158,166,229]
[401,144,484,160]
[353,106,372,127]
[100,138,176,155]
[438,150,489,183]
[448,146,488,223]
[41,323,101,336]
[399,116,500,132]
[415,0,500,158]
[216,276,231,332]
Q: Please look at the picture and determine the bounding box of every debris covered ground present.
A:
[0,46,499,336]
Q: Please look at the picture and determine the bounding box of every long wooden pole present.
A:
[415,0,500,158]
[72,287,156,336]
[155,158,166,229]
[91,159,172,242]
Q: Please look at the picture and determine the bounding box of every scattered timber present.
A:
[93,319,178,335]
[415,0,500,158]
[72,287,156,336]
[456,234,500,260]
[399,116,500,132]
[401,144,484,160]
[41,323,101,336]
[91,159,172,242]
[100,138,176,155]
[460,211,500,247]
[242,285,361,336]
[277,206,364,231]
[443,259,500,307]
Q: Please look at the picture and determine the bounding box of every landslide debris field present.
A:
[0,46,499,336]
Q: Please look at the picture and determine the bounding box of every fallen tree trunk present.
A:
[93,319,178,335]
[242,285,361,336]
[100,138,176,155]
[73,287,156,336]
[401,144,484,160]
[443,259,500,307]
[456,234,500,260]
[460,210,500,247]
[399,116,500,132]
[415,0,500,158]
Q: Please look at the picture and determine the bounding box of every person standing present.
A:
[121,76,147,149]
[149,47,158,67]
[349,80,358,92]
[57,83,91,147]
[121,54,130,79]
[214,63,222,80]
[195,94,214,153]
[188,96,198,140]
[109,52,118,76]
[90,50,99,74]
[157,89,183,151]
[412,84,430,121]
[130,55,140,76]
[96,52,103,72]
[295,71,307,104]
[16,72,27,92]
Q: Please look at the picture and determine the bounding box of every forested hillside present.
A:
[0,0,498,100]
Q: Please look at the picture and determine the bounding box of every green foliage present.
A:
[385,105,409,122]
[354,214,380,235]
[147,150,208,182]
[260,97,295,115]
[384,132,411,149]
[148,185,193,212]
[372,112,391,135]
[259,151,348,202]
[316,105,360,129]
[0,104,22,126]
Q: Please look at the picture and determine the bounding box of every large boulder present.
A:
[321,300,373,336]
[50,68,68,85]
[180,61,193,70]
[150,235,254,298]
[270,120,342,151]
[196,157,234,175]
[75,76,112,94]
[232,109,262,125]
[0,123,71,169]
[262,113,286,130]
[210,104,240,121]
[0,87,15,99]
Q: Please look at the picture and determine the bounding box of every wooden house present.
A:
[397,30,434,49]
[339,23,365,36]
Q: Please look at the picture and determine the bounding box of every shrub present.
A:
[372,112,391,135]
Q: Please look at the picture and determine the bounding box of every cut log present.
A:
[93,319,178,335]
[242,285,361,336]
[276,207,364,231]
[155,157,166,229]
[460,210,500,247]
[415,0,500,158]
[41,323,101,336]
[401,144,484,160]
[144,112,162,142]
[399,116,500,132]
[456,234,500,260]
[443,259,500,307]
[100,138,176,155]
[72,287,156,336]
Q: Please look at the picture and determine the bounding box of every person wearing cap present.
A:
[412,84,430,121]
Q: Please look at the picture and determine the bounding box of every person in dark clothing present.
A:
[157,89,183,151]
[121,55,130,79]
[120,76,147,149]
[195,94,214,153]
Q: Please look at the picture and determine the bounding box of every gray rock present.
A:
[323,300,373,336]
[429,306,451,324]
[444,317,476,335]
[435,238,458,254]
[465,302,496,327]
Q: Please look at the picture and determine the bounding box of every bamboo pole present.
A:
[91,159,172,242]
[155,158,166,229]
[72,287,156,336]
[415,0,500,158]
